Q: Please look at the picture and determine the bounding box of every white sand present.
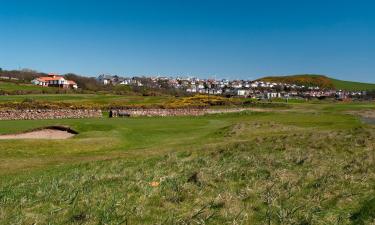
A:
[0,129,75,140]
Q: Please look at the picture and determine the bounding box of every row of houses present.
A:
[27,73,369,99]
[97,75,317,90]
[97,74,143,86]
[0,76,19,81]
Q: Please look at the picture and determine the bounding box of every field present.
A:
[0,94,173,108]
[0,101,375,224]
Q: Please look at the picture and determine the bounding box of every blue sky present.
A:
[0,0,374,82]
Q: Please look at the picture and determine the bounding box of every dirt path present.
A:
[0,129,76,140]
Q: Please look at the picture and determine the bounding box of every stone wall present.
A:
[111,108,249,117]
[0,108,249,120]
[0,109,102,120]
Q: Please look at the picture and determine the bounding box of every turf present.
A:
[0,105,375,224]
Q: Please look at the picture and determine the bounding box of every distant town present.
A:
[95,74,367,100]
[0,70,371,100]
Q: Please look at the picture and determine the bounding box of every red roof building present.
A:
[31,74,78,89]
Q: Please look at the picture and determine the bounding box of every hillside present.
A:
[0,80,60,94]
[330,78,375,91]
[259,74,375,91]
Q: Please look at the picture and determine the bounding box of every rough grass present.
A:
[1,124,374,224]
[0,107,374,224]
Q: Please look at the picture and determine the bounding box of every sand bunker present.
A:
[0,126,77,140]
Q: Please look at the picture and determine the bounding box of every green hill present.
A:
[330,78,375,91]
[258,74,375,91]
[0,80,63,95]
[0,81,52,91]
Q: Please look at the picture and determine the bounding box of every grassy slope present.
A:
[331,78,375,91]
[259,74,375,91]
[1,104,375,224]
[0,81,55,91]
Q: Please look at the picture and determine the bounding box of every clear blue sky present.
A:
[0,0,374,82]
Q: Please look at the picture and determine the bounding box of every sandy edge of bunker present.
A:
[0,126,78,140]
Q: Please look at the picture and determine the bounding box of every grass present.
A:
[0,81,56,91]
[331,78,375,91]
[0,104,375,224]
[259,74,375,91]
[0,94,173,107]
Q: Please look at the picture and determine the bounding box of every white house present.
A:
[31,74,78,89]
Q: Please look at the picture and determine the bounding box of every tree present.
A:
[64,73,102,91]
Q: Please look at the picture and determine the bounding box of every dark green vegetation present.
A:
[1,102,375,224]
[259,74,375,91]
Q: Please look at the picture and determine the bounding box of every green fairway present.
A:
[0,104,374,224]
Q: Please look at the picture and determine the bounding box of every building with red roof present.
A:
[31,74,78,89]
